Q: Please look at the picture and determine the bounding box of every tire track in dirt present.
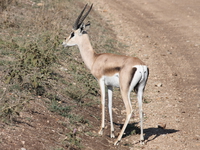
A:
[88,0,200,149]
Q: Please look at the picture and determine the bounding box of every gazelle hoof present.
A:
[110,131,115,138]
[114,140,120,145]
[140,140,144,145]
[98,129,103,135]
[110,134,115,138]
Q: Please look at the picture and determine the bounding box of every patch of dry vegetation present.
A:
[0,0,127,149]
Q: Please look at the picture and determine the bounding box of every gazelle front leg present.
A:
[98,78,106,135]
[107,86,115,138]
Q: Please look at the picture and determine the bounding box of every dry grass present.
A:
[0,0,129,149]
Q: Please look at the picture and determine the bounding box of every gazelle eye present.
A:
[70,32,75,38]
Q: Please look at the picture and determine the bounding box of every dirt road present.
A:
[89,0,200,149]
[1,0,199,149]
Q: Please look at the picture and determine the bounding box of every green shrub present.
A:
[5,34,59,96]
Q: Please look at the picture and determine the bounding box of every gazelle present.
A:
[63,4,149,145]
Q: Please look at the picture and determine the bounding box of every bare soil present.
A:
[1,0,200,150]
[88,0,200,149]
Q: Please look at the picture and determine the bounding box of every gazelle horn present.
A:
[73,4,93,30]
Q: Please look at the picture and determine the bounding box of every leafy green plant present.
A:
[65,129,82,149]
[65,57,99,103]
[0,0,13,12]
[5,34,59,96]
[0,0,130,148]
[0,93,28,122]
[49,99,71,117]
[67,114,89,125]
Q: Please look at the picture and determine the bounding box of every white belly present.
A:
[104,73,120,87]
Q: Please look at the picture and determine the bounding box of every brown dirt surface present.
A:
[1,0,200,150]
[88,0,200,149]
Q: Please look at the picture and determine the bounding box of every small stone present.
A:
[60,67,68,71]
[158,122,166,129]
[121,110,126,114]
[172,73,178,76]
[155,83,162,87]
[112,108,118,114]
[21,141,25,145]
[197,104,200,108]
[78,126,83,132]
[37,3,44,6]
[193,137,199,141]
[167,50,172,54]
[161,53,166,56]
[143,54,149,59]
[21,148,26,150]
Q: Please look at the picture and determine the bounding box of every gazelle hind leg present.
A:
[137,85,144,144]
[114,91,132,145]
[114,67,142,145]
[108,86,115,138]
[137,66,149,144]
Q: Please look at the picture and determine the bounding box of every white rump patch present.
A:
[128,65,148,93]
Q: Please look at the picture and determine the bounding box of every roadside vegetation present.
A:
[0,0,129,149]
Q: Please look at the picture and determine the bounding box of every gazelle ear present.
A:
[84,21,90,31]
[80,21,90,34]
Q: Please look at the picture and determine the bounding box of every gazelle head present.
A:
[62,4,93,47]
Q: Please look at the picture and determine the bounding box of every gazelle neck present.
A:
[77,34,96,70]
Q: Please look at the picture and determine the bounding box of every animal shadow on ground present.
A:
[114,122,179,143]
[113,122,141,138]
[143,127,179,144]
